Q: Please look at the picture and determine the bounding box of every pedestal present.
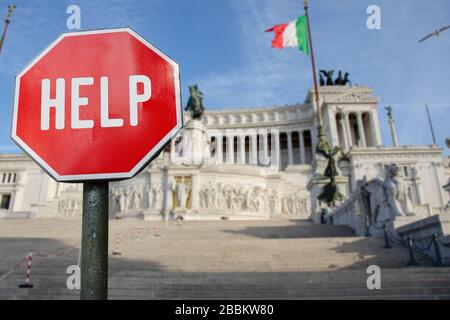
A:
[307,174,349,224]
[143,209,164,221]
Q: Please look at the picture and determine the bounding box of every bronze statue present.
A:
[334,71,343,85]
[342,72,350,85]
[326,70,334,86]
[319,70,334,86]
[385,105,394,121]
[185,85,205,120]
[317,146,345,207]
[319,70,351,86]
[317,146,340,180]
[319,73,325,86]
[319,70,326,86]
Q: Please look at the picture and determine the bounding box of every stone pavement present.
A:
[0,219,449,300]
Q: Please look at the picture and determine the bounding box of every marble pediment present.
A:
[324,91,379,104]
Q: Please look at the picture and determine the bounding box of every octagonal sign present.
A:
[11,28,182,182]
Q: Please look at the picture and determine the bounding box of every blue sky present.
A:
[0,0,449,154]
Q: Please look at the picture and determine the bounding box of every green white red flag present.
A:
[265,15,309,55]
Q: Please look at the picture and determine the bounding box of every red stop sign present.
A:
[11,28,182,182]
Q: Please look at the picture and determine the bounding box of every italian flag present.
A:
[265,16,309,54]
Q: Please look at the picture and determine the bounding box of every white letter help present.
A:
[40,75,151,130]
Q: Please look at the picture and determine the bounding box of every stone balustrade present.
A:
[330,190,368,236]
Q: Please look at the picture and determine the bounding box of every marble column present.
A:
[328,110,339,147]
[226,134,235,164]
[250,133,258,165]
[271,130,281,170]
[260,132,270,166]
[11,187,23,212]
[287,131,294,165]
[216,135,223,164]
[344,112,353,147]
[411,167,423,205]
[389,118,399,147]
[368,111,377,147]
[370,109,383,146]
[299,130,306,165]
[339,116,349,151]
[9,190,16,212]
[357,112,367,147]
[239,135,246,164]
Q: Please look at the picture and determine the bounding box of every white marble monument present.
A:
[0,85,448,221]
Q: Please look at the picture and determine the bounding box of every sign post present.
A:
[81,181,109,300]
[11,28,183,300]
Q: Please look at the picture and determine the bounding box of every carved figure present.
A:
[342,72,350,85]
[185,85,205,120]
[334,71,343,85]
[317,146,345,207]
[319,73,325,86]
[319,70,334,86]
[175,181,188,209]
[385,105,394,122]
[384,164,414,217]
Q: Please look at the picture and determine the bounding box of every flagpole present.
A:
[425,104,437,145]
[0,5,16,56]
[303,0,329,153]
[0,22,10,55]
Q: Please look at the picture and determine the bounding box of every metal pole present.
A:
[80,181,109,300]
[425,105,437,145]
[303,0,330,154]
[304,0,321,122]
[0,22,10,56]
[0,5,16,56]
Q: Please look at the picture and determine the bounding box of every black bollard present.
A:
[407,236,418,266]
[383,224,392,249]
[432,234,445,267]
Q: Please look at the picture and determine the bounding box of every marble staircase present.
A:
[0,219,448,300]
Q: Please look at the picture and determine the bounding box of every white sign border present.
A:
[11,27,183,182]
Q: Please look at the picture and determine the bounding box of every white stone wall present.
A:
[348,146,449,211]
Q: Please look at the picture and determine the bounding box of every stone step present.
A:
[2,285,450,300]
[5,276,448,290]
[4,271,449,284]
[3,294,449,301]
[4,269,449,289]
